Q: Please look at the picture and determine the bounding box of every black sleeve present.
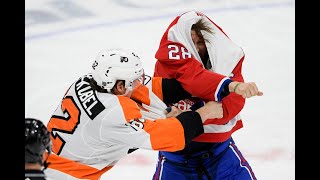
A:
[162,78,232,104]
[175,111,204,146]
[162,78,192,104]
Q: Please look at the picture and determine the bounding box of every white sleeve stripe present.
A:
[203,114,241,133]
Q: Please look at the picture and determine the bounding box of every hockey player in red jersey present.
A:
[44,48,225,180]
[152,10,262,179]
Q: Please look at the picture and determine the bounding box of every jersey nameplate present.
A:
[75,76,105,120]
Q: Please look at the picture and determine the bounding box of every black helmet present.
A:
[25,118,51,166]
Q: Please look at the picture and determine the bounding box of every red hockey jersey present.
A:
[154,10,246,142]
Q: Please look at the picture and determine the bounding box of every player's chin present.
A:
[123,89,133,98]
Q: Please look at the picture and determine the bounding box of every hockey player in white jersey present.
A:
[44,48,224,180]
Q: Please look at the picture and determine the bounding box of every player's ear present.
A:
[114,80,126,95]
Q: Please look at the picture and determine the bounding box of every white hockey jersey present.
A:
[45,74,203,180]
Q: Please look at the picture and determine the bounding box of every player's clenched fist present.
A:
[165,106,183,118]
[196,101,223,122]
[229,81,263,98]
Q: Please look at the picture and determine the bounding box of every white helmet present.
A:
[91,48,144,92]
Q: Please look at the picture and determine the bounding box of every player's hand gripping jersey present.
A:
[154,10,246,142]
[45,74,202,180]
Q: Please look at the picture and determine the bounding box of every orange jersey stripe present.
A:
[117,96,142,122]
[130,84,151,105]
[47,153,113,180]
[151,77,163,101]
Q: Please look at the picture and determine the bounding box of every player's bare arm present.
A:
[229,81,263,98]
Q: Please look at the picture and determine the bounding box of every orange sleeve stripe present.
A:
[117,96,142,122]
[151,77,163,101]
[143,117,185,151]
[47,153,113,180]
